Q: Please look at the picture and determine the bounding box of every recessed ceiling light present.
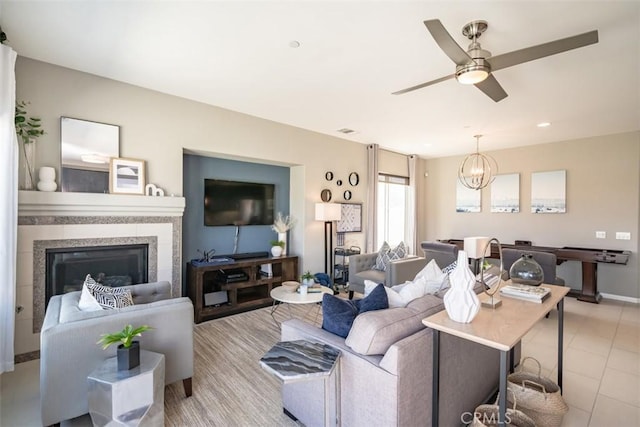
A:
[423,143,433,147]
[537,122,551,128]
[289,40,300,48]
[337,128,356,134]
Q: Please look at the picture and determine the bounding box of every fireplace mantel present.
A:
[18,190,185,217]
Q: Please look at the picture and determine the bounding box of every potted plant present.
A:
[270,240,285,257]
[97,324,152,371]
[15,101,45,190]
[301,271,315,286]
[271,212,296,255]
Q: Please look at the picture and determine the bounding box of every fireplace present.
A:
[45,244,149,308]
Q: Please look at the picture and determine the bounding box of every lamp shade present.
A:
[464,236,491,259]
[315,203,342,221]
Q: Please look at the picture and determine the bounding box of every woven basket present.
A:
[471,391,535,427]
[507,357,568,427]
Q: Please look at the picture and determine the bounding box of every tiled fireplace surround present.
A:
[16,191,186,360]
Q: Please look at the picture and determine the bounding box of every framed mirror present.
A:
[348,172,359,186]
[321,189,332,202]
[61,117,120,193]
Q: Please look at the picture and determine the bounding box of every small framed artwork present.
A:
[531,170,566,213]
[337,203,362,232]
[109,157,146,194]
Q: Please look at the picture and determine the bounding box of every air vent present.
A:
[337,128,356,134]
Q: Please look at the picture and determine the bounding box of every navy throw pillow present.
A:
[354,283,389,313]
[322,284,389,338]
[321,294,358,338]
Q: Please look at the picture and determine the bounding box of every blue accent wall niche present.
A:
[182,154,290,282]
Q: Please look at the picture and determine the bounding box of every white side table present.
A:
[87,350,165,426]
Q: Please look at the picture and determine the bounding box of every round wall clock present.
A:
[321,189,332,202]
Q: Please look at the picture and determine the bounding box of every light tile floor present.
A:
[1,297,638,426]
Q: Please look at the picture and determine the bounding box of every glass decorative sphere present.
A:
[509,254,544,286]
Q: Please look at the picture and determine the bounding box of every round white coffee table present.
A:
[270,284,333,326]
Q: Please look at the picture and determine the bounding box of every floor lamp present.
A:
[315,203,342,280]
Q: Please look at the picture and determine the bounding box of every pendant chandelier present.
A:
[458,135,498,190]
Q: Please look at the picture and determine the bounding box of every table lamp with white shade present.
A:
[464,236,492,274]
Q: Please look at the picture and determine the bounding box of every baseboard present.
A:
[600,292,640,304]
[283,408,298,421]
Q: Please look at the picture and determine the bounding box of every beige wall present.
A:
[16,57,368,275]
[423,132,640,299]
[16,57,638,299]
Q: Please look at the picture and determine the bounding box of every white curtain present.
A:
[365,144,379,253]
[0,44,18,374]
[407,154,417,255]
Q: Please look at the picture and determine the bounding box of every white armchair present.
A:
[40,281,194,426]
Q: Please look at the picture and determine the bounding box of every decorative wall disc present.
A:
[348,172,359,186]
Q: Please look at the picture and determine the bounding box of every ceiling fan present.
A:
[393,19,598,102]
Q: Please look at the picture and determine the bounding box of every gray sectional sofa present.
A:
[280,291,502,427]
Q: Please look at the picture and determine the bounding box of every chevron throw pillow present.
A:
[82,274,134,310]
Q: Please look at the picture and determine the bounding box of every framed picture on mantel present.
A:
[109,157,146,195]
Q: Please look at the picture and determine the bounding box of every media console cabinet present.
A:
[187,255,299,323]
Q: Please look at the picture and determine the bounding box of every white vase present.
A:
[37,166,57,192]
[443,250,480,323]
[278,232,287,256]
[271,246,283,257]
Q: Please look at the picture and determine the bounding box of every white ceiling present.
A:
[1,1,639,158]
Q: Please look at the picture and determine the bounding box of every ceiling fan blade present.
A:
[424,19,473,66]
[392,74,455,95]
[489,30,598,72]
[474,75,508,102]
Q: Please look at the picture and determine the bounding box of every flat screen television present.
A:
[204,179,275,226]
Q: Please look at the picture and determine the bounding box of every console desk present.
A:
[423,284,569,427]
[443,239,630,303]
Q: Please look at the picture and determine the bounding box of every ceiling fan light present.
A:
[456,66,490,85]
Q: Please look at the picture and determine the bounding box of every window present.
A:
[377,174,410,247]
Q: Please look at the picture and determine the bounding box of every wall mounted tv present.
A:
[204,179,275,226]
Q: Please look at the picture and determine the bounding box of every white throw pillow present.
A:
[413,259,449,294]
[364,279,427,308]
[394,279,427,302]
[364,280,405,308]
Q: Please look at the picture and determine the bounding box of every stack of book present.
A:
[476,266,502,290]
[500,284,551,303]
